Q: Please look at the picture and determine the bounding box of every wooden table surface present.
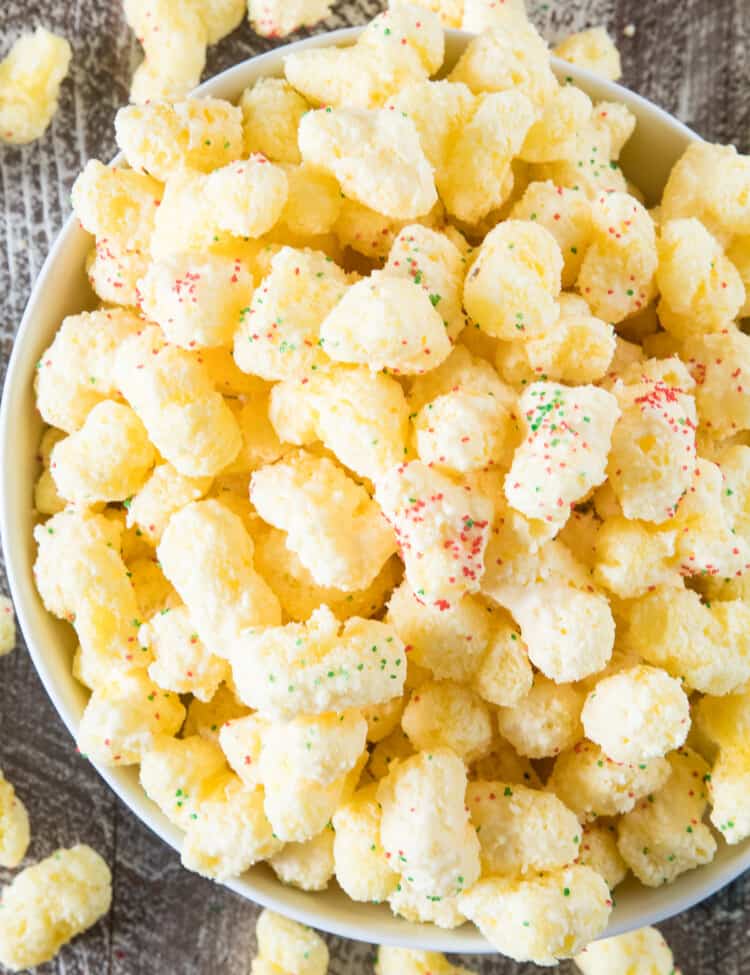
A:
[1,1,749,972]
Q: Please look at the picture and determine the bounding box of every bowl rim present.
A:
[3,24,747,955]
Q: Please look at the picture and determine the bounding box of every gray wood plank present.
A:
[1,0,749,972]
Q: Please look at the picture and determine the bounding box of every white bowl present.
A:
[1,26,746,955]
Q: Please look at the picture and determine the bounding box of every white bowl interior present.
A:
[2,27,747,954]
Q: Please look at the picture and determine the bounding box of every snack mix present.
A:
[18,0,750,966]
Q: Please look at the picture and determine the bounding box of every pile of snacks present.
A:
[26,0,750,966]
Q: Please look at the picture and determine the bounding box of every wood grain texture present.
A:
[1,1,749,972]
